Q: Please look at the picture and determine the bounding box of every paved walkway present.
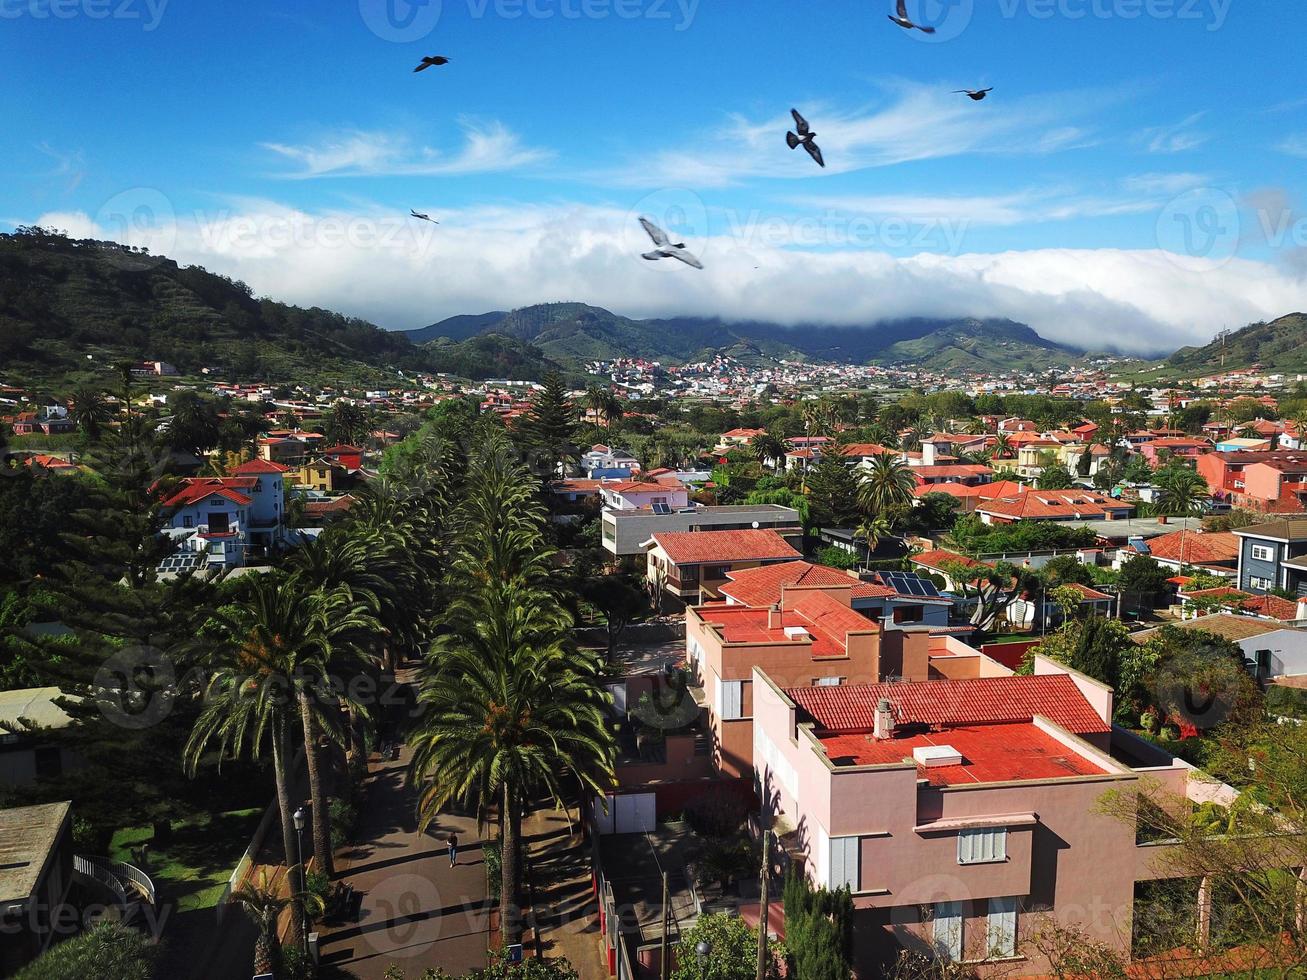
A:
[316,746,492,979]
[523,808,608,980]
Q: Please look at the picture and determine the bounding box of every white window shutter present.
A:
[958,828,1007,865]
[988,897,1018,958]
[720,680,743,721]
[933,902,963,962]
[828,837,858,891]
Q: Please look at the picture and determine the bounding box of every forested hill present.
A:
[0,227,433,383]
[1166,313,1307,374]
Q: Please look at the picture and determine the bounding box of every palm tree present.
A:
[858,454,917,517]
[411,638,613,946]
[855,514,893,568]
[68,384,112,441]
[583,385,607,430]
[230,871,291,977]
[992,432,1014,461]
[230,868,326,977]
[1155,466,1209,518]
[601,390,624,436]
[186,575,376,887]
[409,433,615,945]
[752,433,787,470]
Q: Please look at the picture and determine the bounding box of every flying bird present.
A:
[888,0,936,32]
[410,210,438,223]
[954,88,994,101]
[413,56,450,72]
[786,109,825,168]
[639,217,703,270]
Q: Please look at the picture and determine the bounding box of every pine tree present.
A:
[805,441,860,530]
[518,373,579,477]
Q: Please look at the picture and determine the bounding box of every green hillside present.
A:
[871,319,1082,373]
[0,227,418,385]
[409,306,1082,372]
[1166,313,1307,374]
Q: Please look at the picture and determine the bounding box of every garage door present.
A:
[594,792,656,835]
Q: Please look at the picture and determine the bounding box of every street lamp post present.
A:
[293,805,308,958]
[696,939,711,980]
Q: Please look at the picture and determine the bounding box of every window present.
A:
[182,516,194,528]
[932,902,963,962]
[703,565,729,580]
[814,676,844,687]
[958,827,1007,865]
[719,679,743,721]
[1250,576,1274,591]
[829,836,859,891]
[253,481,263,493]
[987,897,1018,959]
[1252,544,1276,562]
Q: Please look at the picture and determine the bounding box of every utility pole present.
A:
[659,871,671,980]
[756,828,771,980]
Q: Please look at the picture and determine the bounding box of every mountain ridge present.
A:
[403,305,1087,373]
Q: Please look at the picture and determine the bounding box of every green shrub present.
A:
[14,923,155,980]
[815,547,859,571]
[1266,685,1307,719]
[483,840,502,902]
[328,797,359,849]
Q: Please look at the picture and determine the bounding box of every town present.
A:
[5,341,1307,979]
[6,1,1307,978]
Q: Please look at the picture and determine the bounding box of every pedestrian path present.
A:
[316,746,492,979]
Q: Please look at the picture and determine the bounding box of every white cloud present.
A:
[1140,113,1210,154]
[1121,172,1210,195]
[34,201,1305,358]
[600,83,1114,188]
[261,119,552,178]
[1277,134,1307,159]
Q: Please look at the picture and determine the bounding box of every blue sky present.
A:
[3,0,1306,353]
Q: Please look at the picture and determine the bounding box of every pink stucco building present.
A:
[750,657,1235,975]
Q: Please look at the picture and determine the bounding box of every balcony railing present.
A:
[74,854,157,906]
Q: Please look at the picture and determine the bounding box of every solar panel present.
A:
[881,571,942,598]
[651,502,672,515]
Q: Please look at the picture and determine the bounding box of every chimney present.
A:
[922,441,938,466]
[874,698,896,740]
[1297,599,1307,623]
[768,605,783,630]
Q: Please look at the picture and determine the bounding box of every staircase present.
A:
[73,855,157,908]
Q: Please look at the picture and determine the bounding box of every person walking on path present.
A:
[448,832,459,869]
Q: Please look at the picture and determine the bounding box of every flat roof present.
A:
[818,723,1106,786]
[0,801,70,904]
[0,687,76,730]
[703,599,874,659]
[608,504,800,519]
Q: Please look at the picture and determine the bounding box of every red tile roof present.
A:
[978,489,1128,521]
[720,561,894,607]
[911,549,985,571]
[650,530,801,565]
[1186,588,1302,622]
[817,723,1106,786]
[159,478,256,509]
[231,459,290,475]
[1143,530,1239,565]
[786,674,1110,736]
